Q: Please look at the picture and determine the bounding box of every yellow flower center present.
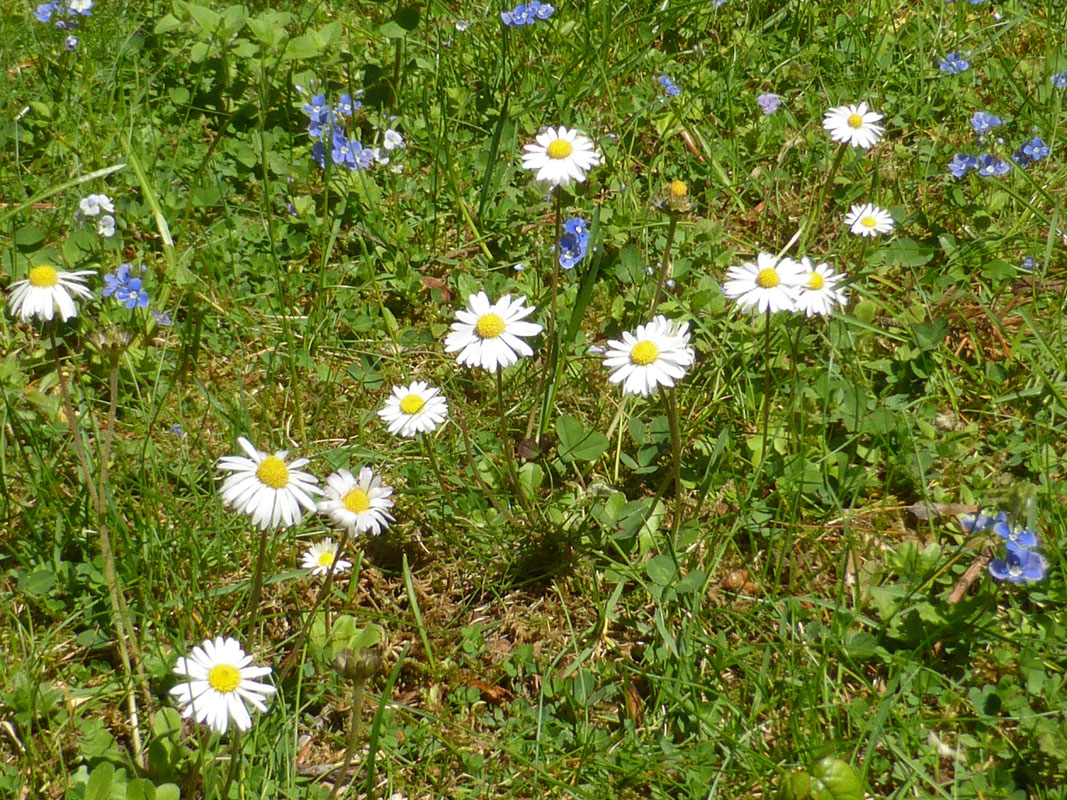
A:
[343,488,370,514]
[756,268,780,288]
[475,312,506,339]
[847,113,863,128]
[256,456,289,489]
[207,663,241,693]
[630,340,659,366]
[860,215,877,228]
[29,266,59,287]
[400,394,425,415]
[669,180,688,198]
[546,138,573,159]
[317,550,335,567]
[807,272,825,290]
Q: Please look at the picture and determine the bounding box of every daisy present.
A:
[301,538,353,576]
[723,253,805,314]
[217,437,321,530]
[170,636,276,735]
[822,102,884,149]
[602,315,695,396]
[444,292,543,372]
[318,467,395,536]
[794,258,848,317]
[521,126,599,187]
[7,266,94,323]
[844,203,893,237]
[378,381,448,437]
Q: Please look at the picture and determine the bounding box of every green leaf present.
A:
[14,225,45,251]
[18,569,55,596]
[84,763,114,800]
[518,462,544,496]
[186,4,221,33]
[556,415,608,462]
[153,13,183,34]
[646,554,676,586]
[154,785,180,800]
[808,756,864,800]
[912,318,949,351]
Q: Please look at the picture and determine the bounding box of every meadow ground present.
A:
[2,1,1067,798]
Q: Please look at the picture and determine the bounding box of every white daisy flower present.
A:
[301,538,353,576]
[317,467,395,536]
[78,193,114,217]
[7,266,93,323]
[217,438,321,530]
[521,126,599,187]
[794,258,849,318]
[378,381,448,437]
[723,253,805,314]
[444,292,543,372]
[843,202,894,237]
[602,315,696,396]
[822,102,884,149]
[169,636,276,735]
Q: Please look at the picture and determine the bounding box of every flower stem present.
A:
[549,188,563,342]
[497,369,533,516]
[246,527,270,630]
[666,387,684,535]
[803,143,848,252]
[758,307,773,469]
[651,212,679,315]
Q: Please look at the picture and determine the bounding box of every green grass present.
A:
[2,0,1067,798]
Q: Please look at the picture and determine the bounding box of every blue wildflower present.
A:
[558,217,590,270]
[1021,256,1038,271]
[1012,136,1050,167]
[103,264,149,309]
[970,111,1003,136]
[528,0,555,20]
[993,520,1038,549]
[168,423,187,437]
[1052,71,1067,89]
[502,4,533,26]
[757,93,781,115]
[939,53,969,74]
[311,139,326,168]
[335,93,360,117]
[947,153,979,178]
[659,75,681,97]
[34,2,59,23]
[989,545,1047,583]
[65,34,78,50]
[152,309,173,326]
[975,153,1009,177]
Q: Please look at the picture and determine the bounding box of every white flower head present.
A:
[723,253,805,314]
[78,193,114,217]
[301,538,353,576]
[378,381,448,437]
[822,102,884,149]
[794,258,848,317]
[844,202,894,237]
[602,315,695,396]
[97,214,116,237]
[383,129,404,150]
[444,292,543,372]
[318,467,395,536]
[7,266,93,323]
[217,437,322,530]
[169,636,276,735]
[521,126,599,187]
[68,0,93,12]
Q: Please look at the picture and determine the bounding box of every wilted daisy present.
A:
[444,292,543,372]
[794,258,849,317]
[301,538,353,576]
[7,266,94,323]
[844,203,894,237]
[822,102,884,149]
[378,381,448,437]
[318,467,395,536]
[723,253,805,314]
[602,315,695,396]
[170,636,276,735]
[521,126,599,187]
[217,437,321,530]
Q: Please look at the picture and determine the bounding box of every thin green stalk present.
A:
[497,370,533,515]
[666,387,684,535]
[549,189,563,342]
[758,308,773,470]
[802,144,848,252]
[651,212,680,315]
[246,527,270,631]
[453,410,523,528]
[216,729,242,800]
